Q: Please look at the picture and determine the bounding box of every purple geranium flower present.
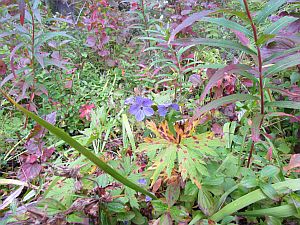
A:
[138,178,147,186]
[128,97,154,121]
[157,103,179,117]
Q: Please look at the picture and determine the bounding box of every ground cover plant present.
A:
[0,0,300,224]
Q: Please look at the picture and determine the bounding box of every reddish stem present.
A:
[242,0,264,115]
[243,0,265,167]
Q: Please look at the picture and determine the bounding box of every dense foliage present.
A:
[0,0,300,224]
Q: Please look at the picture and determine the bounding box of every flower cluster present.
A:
[125,96,179,121]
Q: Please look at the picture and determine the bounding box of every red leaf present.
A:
[18,163,42,181]
[283,154,300,172]
[18,0,25,26]
[79,103,95,120]
[199,64,250,102]
[168,10,213,43]
[41,147,55,162]
[0,59,7,75]
[232,30,250,47]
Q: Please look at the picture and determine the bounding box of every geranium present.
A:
[157,103,179,117]
[79,103,95,120]
[127,97,154,121]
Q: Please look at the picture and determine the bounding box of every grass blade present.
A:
[210,178,300,222]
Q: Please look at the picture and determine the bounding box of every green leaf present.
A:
[0,90,157,200]
[107,202,127,213]
[165,183,180,207]
[264,16,298,34]
[159,213,172,225]
[210,178,300,222]
[122,114,136,151]
[198,189,215,216]
[260,165,280,178]
[259,182,279,201]
[152,200,168,213]
[193,94,258,120]
[256,34,276,46]
[265,101,300,110]
[173,38,256,55]
[34,31,74,49]
[201,17,253,37]
[265,53,300,76]
[254,0,286,24]
[238,204,297,218]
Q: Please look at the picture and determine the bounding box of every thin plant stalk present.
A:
[242,0,265,167]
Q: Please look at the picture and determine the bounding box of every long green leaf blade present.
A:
[173,38,256,55]
[237,204,297,218]
[0,90,157,200]
[210,178,300,222]
[265,101,300,110]
[192,94,258,121]
[202,17,252,37]
[263,16,298,34]
[254,0,286,24]
[265,53,300,76]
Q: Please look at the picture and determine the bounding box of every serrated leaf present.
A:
[198,189,215,216]
[152,200,168,213]
[165,183,180,207]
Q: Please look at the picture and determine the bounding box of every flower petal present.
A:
[125,97,135,105]
[171,103,179,111]
[135,96,144,105]
[158,106,168,117]
[142,98,153,107]
[143,107,154,116]
[129,104,140,115]
[135,110,145,121]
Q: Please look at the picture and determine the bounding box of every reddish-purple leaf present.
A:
[188,74,202,87]
[41,147,55,162]
[65,79,73,89]
[18,162,42,181]
[168,10,213,43]
[283,154,300,172]
[0,59,7,75]
[251,114,264,142]
[86,36,96,47]
[192,94,258,121]
[199,64,250,102]
[267,112,300,123]
[266,147,273,161]
[18,0,25,26]
[212,123,223,136]
[232,30,250,47]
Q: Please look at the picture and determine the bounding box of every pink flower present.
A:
[79,103,95,120]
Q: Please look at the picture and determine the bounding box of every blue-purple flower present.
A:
[128,97,154,121]
[157,103,179,117]
[138,178,147,186]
